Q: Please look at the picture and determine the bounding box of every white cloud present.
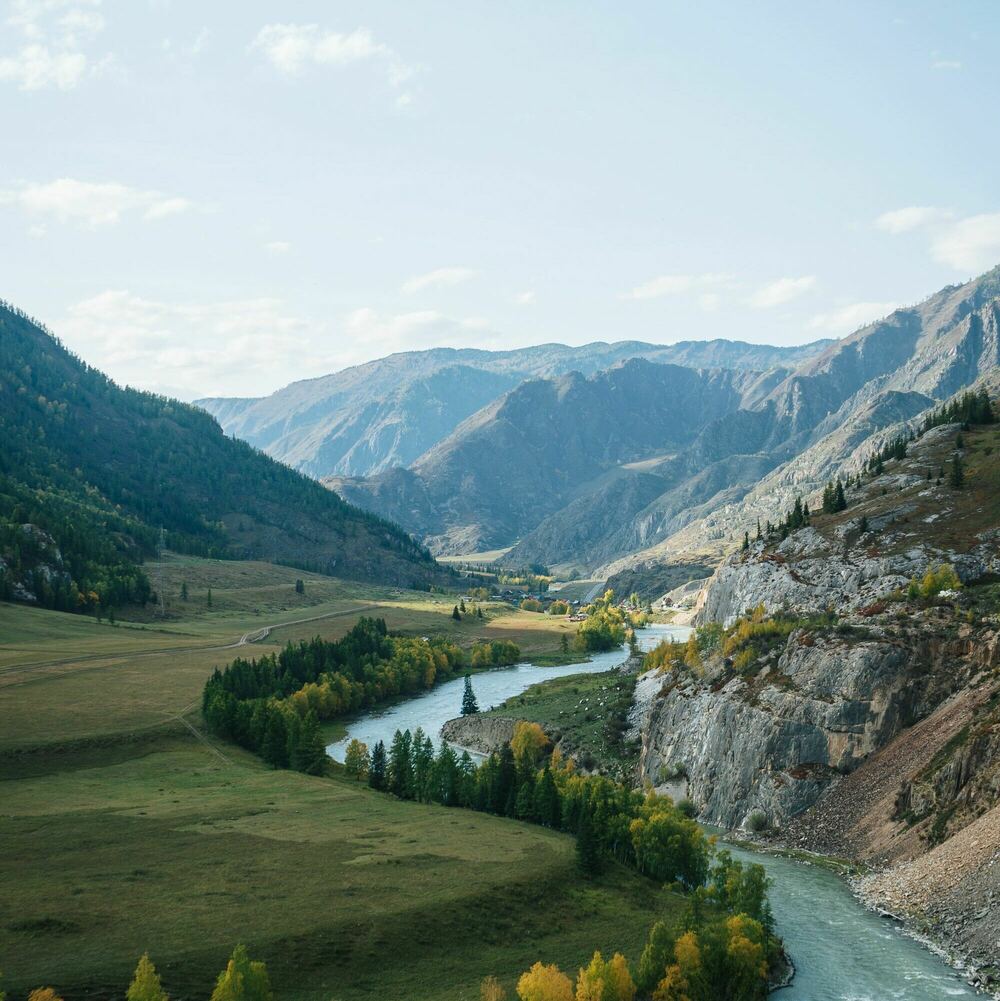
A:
[0,0,108,90]
[0,178,193,227]
[58,291,317,399]
[621,273,730,300]
[931,58,962,71]
[875,205,951,234]
[808,301,899,335]
[876,205,1000,273]
[930,213,1000,272]
[515,290,536,305]
[401,266,476,294]
[250,23,415,103]
[345,307,492,357]
[55,292,504,399]
[749,275,816,309]
[265,240,291,255]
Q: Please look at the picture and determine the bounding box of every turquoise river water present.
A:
[327,623,979,998]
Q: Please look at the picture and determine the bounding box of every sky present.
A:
[2,1,1000,401]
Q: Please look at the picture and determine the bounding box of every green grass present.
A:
[1,736,683,1001]
[0,556,574,753]
[487,670,639,779]
[1,556,678,1000]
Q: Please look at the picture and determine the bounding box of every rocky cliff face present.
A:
[637,630,931,829]
[632,409,1000,985]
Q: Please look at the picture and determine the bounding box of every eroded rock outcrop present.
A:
[440,715,516,755]
[637,630,930,829]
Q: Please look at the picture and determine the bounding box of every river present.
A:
[327,623,979,998]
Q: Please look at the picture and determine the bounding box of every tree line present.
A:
[350,722,711,889]
[202,619,517,773]
[347,724,779,1000]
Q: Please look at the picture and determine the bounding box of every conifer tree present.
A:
[741,532,749,552]
[834,479,847,511]
[206,587,213,608]
[180,581,188,601]
[388,729,413,797]
[368,739,387,790]
[949,453,964,489]
[127,954,168,1001]
[293,711,327,775]
[261,710,289,768]
[452,605,461,621]
[459,598,467,612]
[461,674,480,715]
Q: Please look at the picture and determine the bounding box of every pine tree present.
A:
[206,587,213,608]
[459,598,467,612]
[294,578,304,594]
[452,605,461,621]
[834,479,847,511]
[180,581,188,601]
[261,710,289,768]
[949,454,964,489]
[534,764,561,827]
[388,729,413,797]
[368,739,387,790]
[741,532,749,552]
[293,711,327,775]
[755,518,762,541]
[127,954,168,1001]
[477,605,484,619]
[461,674,480,715]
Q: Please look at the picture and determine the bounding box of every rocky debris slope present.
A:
[857,804,1000,991]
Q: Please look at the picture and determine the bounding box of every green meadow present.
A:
[0,557,680,1000]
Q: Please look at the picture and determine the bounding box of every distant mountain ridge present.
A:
[326,267,1000,575]
[0,303,444,609]
[197,338,831,478]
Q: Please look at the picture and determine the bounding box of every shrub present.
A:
[746,810,768,833]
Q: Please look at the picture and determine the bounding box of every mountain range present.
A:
[0,303,444,609]
[317,268,1000,578]
[196,339,830,479]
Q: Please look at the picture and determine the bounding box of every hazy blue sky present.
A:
[2,1,999,399]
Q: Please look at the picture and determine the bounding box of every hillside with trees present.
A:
[0,302,443,612]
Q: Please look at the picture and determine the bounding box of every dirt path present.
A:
[0,604,374,685]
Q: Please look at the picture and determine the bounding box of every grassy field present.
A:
[488,670,640,780]
[1,738,683,1001]
[1,556,679,1000]
[0,555,574,752]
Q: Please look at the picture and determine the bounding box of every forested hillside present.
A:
[0,302,442,611]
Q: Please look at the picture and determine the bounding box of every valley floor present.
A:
[0,557,681,1000]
